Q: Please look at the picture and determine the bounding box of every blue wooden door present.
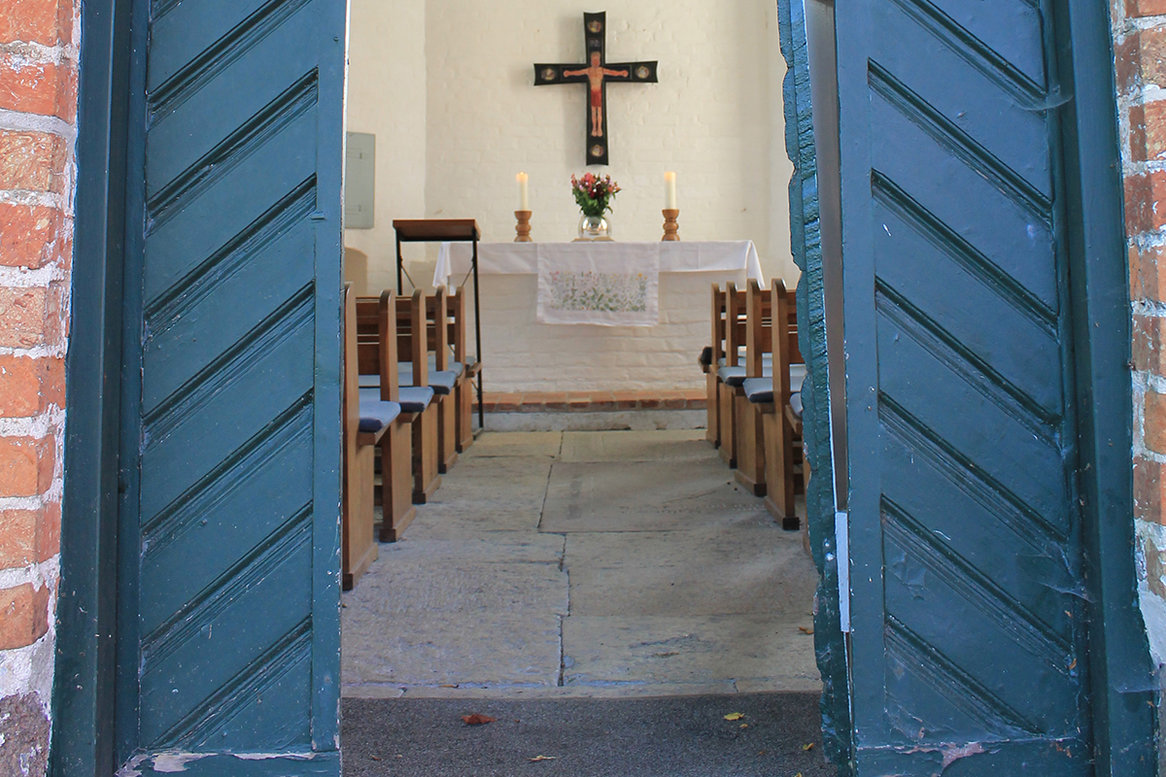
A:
[114,1,345,773]
[836,1,1098,772]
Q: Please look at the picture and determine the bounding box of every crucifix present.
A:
[534,11,659,166]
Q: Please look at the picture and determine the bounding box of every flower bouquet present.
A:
[571,172,620,216]
[571,172,621,240]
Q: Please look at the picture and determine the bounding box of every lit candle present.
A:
[665,171,677,209]
[517,172,530,211]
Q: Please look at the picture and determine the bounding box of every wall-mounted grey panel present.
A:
[345,132,375,229]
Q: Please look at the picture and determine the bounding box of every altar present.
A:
[435,241,765,394]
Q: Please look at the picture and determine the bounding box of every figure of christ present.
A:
[564,52,628,137]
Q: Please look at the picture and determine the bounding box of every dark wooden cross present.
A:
[534,11,658,166]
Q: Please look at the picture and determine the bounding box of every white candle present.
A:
[517,172,529,211]
[665,171,677,209]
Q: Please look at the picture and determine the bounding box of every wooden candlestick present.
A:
[662,208,680,241]
[515,210,533,242]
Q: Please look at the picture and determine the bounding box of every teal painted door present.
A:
[114,0,345,773]
[836,1,1095,772]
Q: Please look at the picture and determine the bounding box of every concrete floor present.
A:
[341,429,822,699]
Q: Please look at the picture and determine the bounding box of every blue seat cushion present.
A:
[363,364,459,396]
[789,391,803,418]
[742,378,773,404]
[420,354,464,376]
[361,385,433,414]
[399,362,457,395]
[717,365,747,387]
[397,385,435,412]
[358,397,401,433]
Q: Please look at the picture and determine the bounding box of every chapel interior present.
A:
[336,0,822,747]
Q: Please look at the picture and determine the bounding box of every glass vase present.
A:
[577,213,611,241]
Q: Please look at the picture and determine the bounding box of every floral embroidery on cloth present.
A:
[537,243,659,326]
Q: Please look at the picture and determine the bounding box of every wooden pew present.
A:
[447,289,480,453]
[353,289,418,543]
[395,289,442,503]
[343,285,378,588]
[734,280,772,496]
[358,289,442,506]
[344,284,425,586]
[716,282,747,468]
[760,279,805,529]
[705,284,724,447]
[426,287,459,474]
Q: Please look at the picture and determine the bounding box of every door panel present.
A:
[117,0,344,773]
[836,0,1091,770]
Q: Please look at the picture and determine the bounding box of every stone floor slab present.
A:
[342,559,567,688]
[466,431,562,459]
[540,459,764,533]
[561,616,822,691]
[565,527,817,617]
[559,429,709,463]
[375,534,565,564]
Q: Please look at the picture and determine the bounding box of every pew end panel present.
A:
[343,284,379,590]
[734,280,772,496]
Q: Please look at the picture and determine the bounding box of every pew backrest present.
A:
[447,290,468,366]
[426,286,450,371]
[771,279,804,404]
[745,279,773,378]
[354,291,401,402]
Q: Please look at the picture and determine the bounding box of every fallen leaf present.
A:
[724,712,745,721]
[798,626,814,635]
[462,713,497,725]
[440,684,460,688]
[739,723,749,729]
[369,755,381,761]
[529,755,557,762]
[802,742,815,751]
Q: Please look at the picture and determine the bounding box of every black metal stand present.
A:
[392,219,484,430]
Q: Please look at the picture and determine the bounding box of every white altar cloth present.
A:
[434,241,765,287]
[430,241,766,392]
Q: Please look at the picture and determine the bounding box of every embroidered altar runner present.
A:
[535,243,660,326]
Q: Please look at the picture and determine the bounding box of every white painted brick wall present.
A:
[461,270,746,393]
[344,0,427,293]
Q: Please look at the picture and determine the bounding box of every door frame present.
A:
[1052,1,1157,771]
[51,0,131,774]
[776,0,1157,773]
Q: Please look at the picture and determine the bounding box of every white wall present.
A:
[345,0,428,293]
[422,0,795,282]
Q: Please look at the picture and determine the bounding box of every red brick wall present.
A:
[0,1,78,774]
[1115,1,1166,770]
